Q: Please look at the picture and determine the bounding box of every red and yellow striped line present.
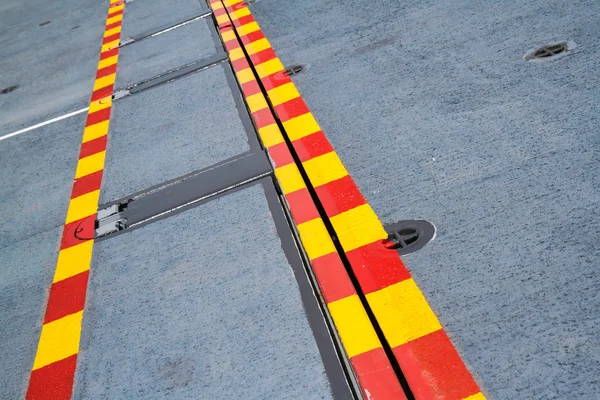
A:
[25,1,123,398]
[211,2,407,398]
[210,1,485,399]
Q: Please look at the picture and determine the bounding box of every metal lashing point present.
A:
[284,64,306,76]
[384,220,435,255]
[524,41,574,61]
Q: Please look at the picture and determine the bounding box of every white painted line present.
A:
[0,107,89,142]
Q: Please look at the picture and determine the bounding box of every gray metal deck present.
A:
[250,0,600,398]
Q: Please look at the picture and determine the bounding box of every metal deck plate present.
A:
[119,0,209,39]
[101,64,253,203]
[75,184,339,399]
[250,0,600,397]
[115,19,219,88]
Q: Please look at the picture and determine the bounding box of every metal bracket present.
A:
[96,204,127,237]
[113,89,130,100]
[119,37,135,47]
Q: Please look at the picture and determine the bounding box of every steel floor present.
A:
[250,0,600,398]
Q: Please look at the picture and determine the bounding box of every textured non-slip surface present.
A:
[75,185,334,399]
[250,0,600,397]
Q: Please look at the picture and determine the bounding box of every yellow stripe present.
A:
[83,120,109,143]
[258,123,284,147]
[245,92,269,113]
[54,241,94,283]
[463,393,486,400]
[328,295,381,358]
[366,279,442,348]
[226,0,244,5]
[228,47,245,61]
[255,58,285,78]
[275,163,305,194]
[93,73,116,90]
[222,29,237,42]
[32,311,84,370]
[246,37,271,55]
[232,7,251,20]
[75,151,106,179]
[106,14,123,26]
[238,21,260,36]
[236,68,255,84]
[103,26,121,37]
[267,82,300,107]
[65,190,100,224]
[330,204,387,252]
[297,218,337,260]
[216,14,230,26]
[101,39,120,52]
[88,97,112,114]
[98,54,118,70]
[303,151,348,188]
[211,1,224,10]
[282,112,321,141]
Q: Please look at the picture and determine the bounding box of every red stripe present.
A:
[274,97,310,123]
[229,2,246,11]
[350,348,408,400]
[249,47,277,66]
[234,14,255,27]
[251,107,276,129]
[346,241,411,294]
[72,170,103,199]
[240,30,265,46]
[85,107,111,127]
[285,188,320,225]
[44,271,89,324]
[60,216,95,250]
[394,330,481,400]
[241,80,261,97]
[292,131,334,163]
[79,135,107,159]
[96,63,117,79]
[105,20,122,31]
[267,141,294,167]
[231,57,250,72]
[99,48,118,60]
[224,39,240,52]
[314,175,366,217]
[90,84,113,102]
[107,9,123,19]
[311,252,355,303]
[26,355,78,400]
[102,32,120,45]
[213,7,226,16]
[260,70,290,92]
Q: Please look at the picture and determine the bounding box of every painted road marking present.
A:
[0,108,89,142]
[25,0,123,398]
[208,2,408,399]
[210,0,486,399]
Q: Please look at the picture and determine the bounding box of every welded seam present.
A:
[24,1,124,398]
[210,1,486,399]
[119,11,212,47]
[123,54,227,93]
